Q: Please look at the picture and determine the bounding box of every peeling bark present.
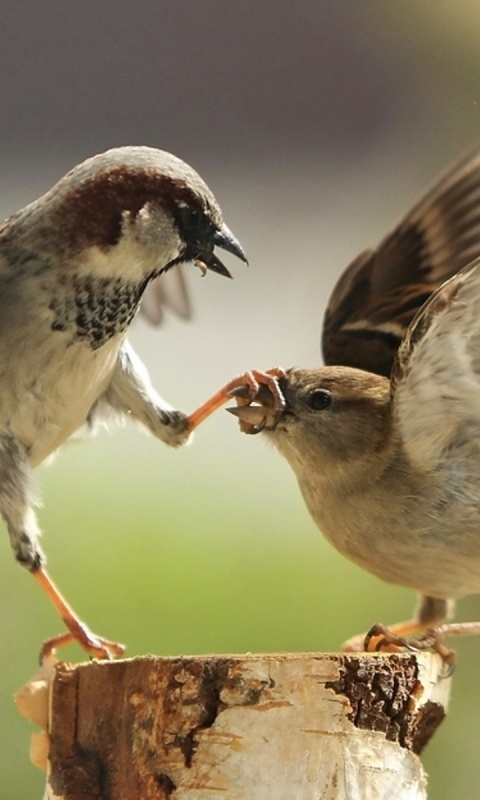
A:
[325,653,446,753]
[16,652,450,800]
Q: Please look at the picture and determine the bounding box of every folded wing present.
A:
[392,258,480,469]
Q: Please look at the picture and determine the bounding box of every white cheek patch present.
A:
[72,207,184,284]
[133,206,183,269]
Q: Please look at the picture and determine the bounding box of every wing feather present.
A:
[392,258,480,469]
[323,144,480,376]
[140,265,191,325]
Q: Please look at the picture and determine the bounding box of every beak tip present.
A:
[226,406,242,418]
[226,404,271,427]
[213,223,248,267]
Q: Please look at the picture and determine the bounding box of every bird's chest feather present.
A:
[296,458,480,598]
[46,268,144,350]
[0,266,130,464]
[3,336,121,466]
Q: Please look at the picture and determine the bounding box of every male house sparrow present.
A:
[199,145,480,657]
[0,145,247,658]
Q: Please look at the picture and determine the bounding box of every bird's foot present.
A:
[362,623,456,673]
[158,409,192,447]
[186,367,286,431]
[40,627,125,663]
[33,567,125,663]
[226,368,286,434]
[343,617,435,654]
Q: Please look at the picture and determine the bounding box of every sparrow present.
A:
[197,145,480,659]
[0,145,247,659]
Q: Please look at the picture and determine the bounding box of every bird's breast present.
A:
[0,328,122,466]
[0,257,141,465]
[296,468,480,599]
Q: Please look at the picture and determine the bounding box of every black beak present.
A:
[213,223,248,264]
[196,223,248,278]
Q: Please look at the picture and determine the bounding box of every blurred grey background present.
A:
[1,2,480,797]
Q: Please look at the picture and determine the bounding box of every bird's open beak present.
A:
[226,382,283,434]
[194,223,248,278]
[226,404,275,434]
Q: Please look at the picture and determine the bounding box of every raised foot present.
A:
[186,368,287,431]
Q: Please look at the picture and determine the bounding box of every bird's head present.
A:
[11,146,247,283]
[228,366,392,481]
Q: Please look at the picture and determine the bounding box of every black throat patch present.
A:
[48,273,148,349]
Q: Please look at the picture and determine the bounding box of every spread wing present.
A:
[392,257,480,470]
[140,265,191,325]
[322,144,480,376]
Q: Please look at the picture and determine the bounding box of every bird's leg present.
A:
[33,567,125,661]
[186,367,287,431]
[104,344,192,447]
[0,433,124,661]
[107,347,286,438]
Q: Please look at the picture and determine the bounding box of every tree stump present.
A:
[16,651,450,800]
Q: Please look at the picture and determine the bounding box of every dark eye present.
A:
[179,206,203,231]
[308,389,332,410]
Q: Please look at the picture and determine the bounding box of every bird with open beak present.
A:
[0,145,247,658]
[199,145,480,661]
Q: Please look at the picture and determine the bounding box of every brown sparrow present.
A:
[0,145,247,658]
[196,145,480,659]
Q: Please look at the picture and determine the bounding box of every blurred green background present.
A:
[2,2,480,797]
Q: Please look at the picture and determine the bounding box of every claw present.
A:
[34,567,125,662]
[225,369,288,434]
[227,385,252,400]
[363,622,456,672]
[228,382,282,405]
[187,368,287,431]
[40,629,125,663]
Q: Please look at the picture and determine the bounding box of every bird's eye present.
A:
[179,206,203,231]
[308,389,332,410]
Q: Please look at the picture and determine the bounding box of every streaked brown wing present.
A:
[322,144,480,376]
[140,264,191,325]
